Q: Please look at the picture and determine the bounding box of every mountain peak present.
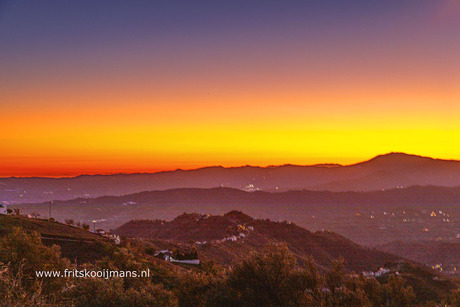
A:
[362,152,433,166]
[374,152,422,159]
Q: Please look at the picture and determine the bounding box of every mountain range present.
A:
[3,152,460,204]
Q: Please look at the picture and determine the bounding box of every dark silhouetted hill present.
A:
[114,211,401,272]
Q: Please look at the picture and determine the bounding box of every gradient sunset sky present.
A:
[1,0,460,177]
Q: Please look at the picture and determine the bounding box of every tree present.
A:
[347,275,384,306]
[446,289,460,306]
[301,256,324,305]
[13,208,21,216]
[226,243,309,306]
[324,258,346,306]
[383,275,416,306]
[82,223,90,230]
[65,219,74,226]
[0,227,70,297]
[61,277,178,307]
[0,262,46,306]
[6,208,13,215]
[175,270,226,306]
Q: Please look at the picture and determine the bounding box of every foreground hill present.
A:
[15,185,460,245]
[1,213,458,305]
[0,215,111,263]
[4,152,460,203]
[114,211,401,272]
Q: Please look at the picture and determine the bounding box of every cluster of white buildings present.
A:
[362,267,392,278]
[207,224,254,244]
[212,234,240,243]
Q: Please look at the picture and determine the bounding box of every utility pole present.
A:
[93,220,96,232]
[49,201,53,219]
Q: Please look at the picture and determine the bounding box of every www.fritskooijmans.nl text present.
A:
[36,269,150,279]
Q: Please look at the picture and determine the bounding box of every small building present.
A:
[0,204,7,215]
[170,258,200,265]
[154,250,200,264]
[111,235,121,245]
[374,267,391,277]
[362,267,391,278]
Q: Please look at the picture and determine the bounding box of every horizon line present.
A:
[1,151,454,179]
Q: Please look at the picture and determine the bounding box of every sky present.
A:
[1,0,460,177]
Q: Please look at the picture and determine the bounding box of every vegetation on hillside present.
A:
[1,222,459,306]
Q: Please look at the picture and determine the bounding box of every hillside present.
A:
[4,153,460,203]
[0,215,112,264]
[114,211,401,272]
[2,216,457,306]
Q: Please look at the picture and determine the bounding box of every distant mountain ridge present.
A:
[14,185,460,245]
[3,152,460,203]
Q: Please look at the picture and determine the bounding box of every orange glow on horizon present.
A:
[1,1,459,177]
[2,74,460,177]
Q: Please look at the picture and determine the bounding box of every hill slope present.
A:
[114,211,401,272]
[0,215,112,264]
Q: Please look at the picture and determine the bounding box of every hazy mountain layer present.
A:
[3,153,460,203]
[14,185,460,246]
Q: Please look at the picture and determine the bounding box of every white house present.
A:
[0,204,7,215]
[374,267,390,277]
[363,267,391,278]
[170,258,200,265]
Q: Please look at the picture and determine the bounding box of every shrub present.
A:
[0,227,70,298]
